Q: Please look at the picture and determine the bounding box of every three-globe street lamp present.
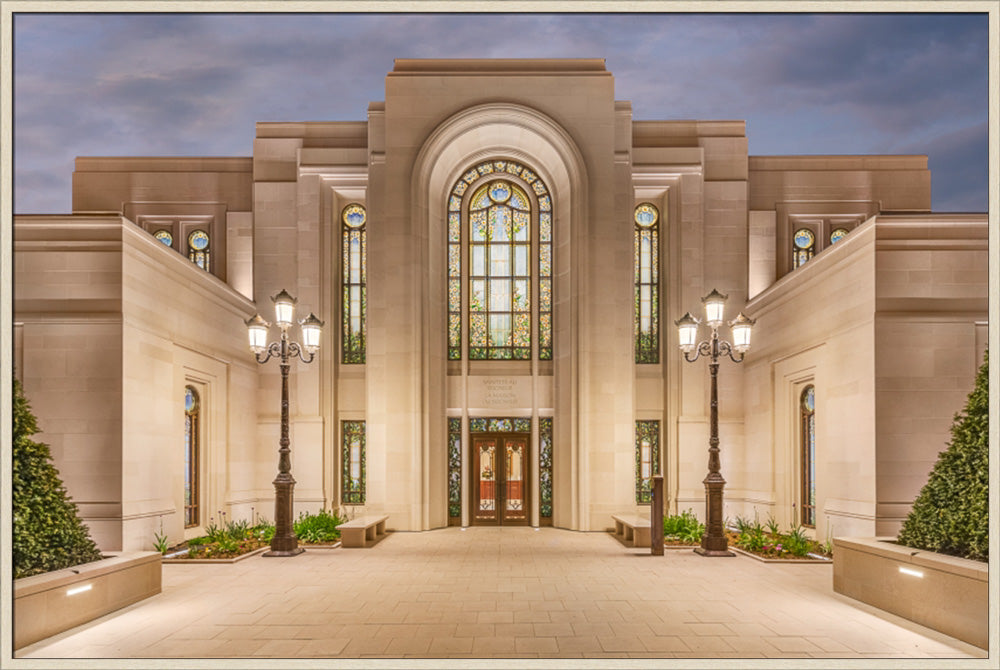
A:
[246,289,323,557]
[675,289,755,557]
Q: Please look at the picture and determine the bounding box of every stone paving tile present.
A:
[15,527,986,661]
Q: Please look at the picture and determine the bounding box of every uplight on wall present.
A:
[66,584,93,596]
[898,566,924,578]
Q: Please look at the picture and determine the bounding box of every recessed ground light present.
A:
[898,566,924,578]
[66,584,93,596]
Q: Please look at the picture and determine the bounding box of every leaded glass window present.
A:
[469,417,532,433]
[793,228,815,268]
[539,417,553,519]
[342,420,366,504]
[447,159,552,361]
[830,228,849,244]
[801,386,816,527]
[154,230,173,246]
[448,418,462,520]
[188,230,210,271]
[184,386,199,528]
[634,203,660,364]
[636,420,660,504]
[342,204,367,364]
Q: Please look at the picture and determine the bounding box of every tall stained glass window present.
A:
[448,418,462,520]
[634,203,660,364]
[801,386,816,527]
[539,417,553,520]
[342,204,367,364]
[342,420,366,504]
[793,228,815,268]
[188,230,210,271]
[184,386,200,528]
[447,160,552,360]
[636,420,660,503]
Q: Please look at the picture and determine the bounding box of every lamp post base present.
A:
[694,546,735,558]
[263,547,305,558]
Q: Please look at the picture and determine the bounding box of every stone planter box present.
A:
[833,537,988,649]
[14,551,162,650]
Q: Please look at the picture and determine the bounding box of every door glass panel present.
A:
[504,439,527,522]
[475,439,497,521]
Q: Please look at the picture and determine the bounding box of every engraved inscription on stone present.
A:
[483,378,517,408]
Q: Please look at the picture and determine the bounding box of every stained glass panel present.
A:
[184,386,199,528]
[634,204,660,364]
[801,385,816,527]
[793,229,815,268]
[448,418,462,519]
[830,228,848,244]
[539,417,553,518]
[154,230,173,246]
[342,420,366,504]
[187,230,210,271]
[342,206,367,364]
[635,420,660,503]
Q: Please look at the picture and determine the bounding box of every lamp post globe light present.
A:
[675,289,755,557]
[245,289,323,557]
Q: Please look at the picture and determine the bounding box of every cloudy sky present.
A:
[12,11,989,214]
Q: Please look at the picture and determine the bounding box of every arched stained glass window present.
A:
[448,159,552,361]
[793,228,814,268]
[184,386,200,528]
[830,228,849,244]
[801,385,816,527]
[154,230,173,246]
[634,203,660,364]
[188,230,210,271]
[342,204,367,364]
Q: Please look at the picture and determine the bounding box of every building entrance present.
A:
[471,433,529,525]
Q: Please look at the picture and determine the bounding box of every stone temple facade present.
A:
[13,59,988,551]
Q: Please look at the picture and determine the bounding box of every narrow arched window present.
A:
[342,420,366,504]
[636,420,660,503]
[188,230,210,271]
[184,386,200,528]
[634,203,660,363]
[447,160,552,361]
[342,204,367,364]
[801,385,816,527]
[793,228,814,268]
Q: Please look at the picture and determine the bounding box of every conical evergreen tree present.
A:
[897,351,989,561]
[13,377,104,578]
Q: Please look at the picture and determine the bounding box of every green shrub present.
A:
[663,509,704,543]
[12,378,103,578]
[897,351,989,561]
[294,508,346,543]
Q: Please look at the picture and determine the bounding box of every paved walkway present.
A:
[18,527,985,661]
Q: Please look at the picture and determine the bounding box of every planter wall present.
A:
[833,537,987,649]
[14,551,162,650]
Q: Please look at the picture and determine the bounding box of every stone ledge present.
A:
[833,537,987,649]
[14,551,162,649]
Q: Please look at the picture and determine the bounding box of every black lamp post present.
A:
[676,289,755,557]
[246,289,323,557]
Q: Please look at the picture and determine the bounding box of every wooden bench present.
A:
[610,514,651,548]
[336,515,389,548]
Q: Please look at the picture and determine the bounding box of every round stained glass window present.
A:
[188,230,209,250]
[342,204,366,228]
[185,386,198,413]
[794,228,815,249]
[635,203,658,228]
[489,181,511,203]
[830,228,849,244]
[802,386,815,413]
[153,230,173,246]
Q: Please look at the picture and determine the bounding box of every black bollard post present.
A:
[651,475,664,555]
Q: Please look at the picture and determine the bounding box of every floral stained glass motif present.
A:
[154,230,173,246]
[801,386,816,527]
[447,159,552,360]
[830,228,849,244]
[635,420,660,504]
[539,417,553,518]
[448,418,462,519]
[342,420,366,504]
[188,230,210,271]
[793,228,815,268]
[634,203,660,364]
[184,386,199,528]
[342,204,366,364]
[469,417,531,433]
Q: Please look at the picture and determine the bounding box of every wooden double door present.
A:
[471,433,529,525]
